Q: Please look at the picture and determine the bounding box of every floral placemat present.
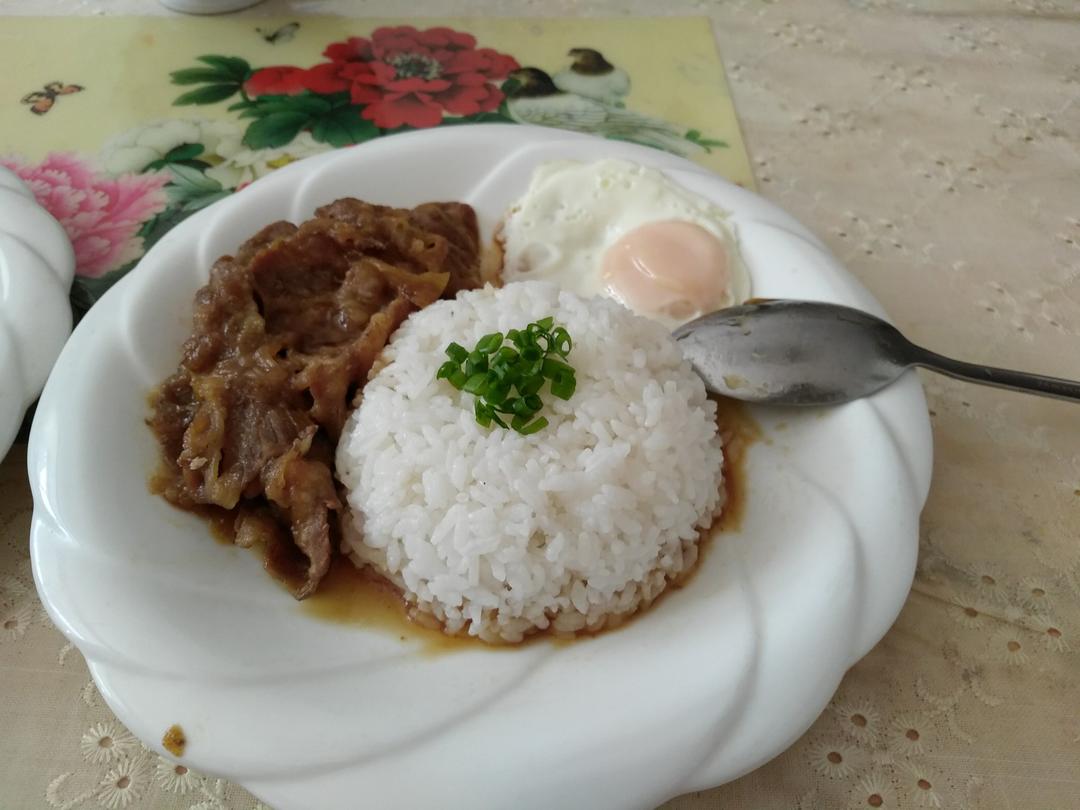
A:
[0,15,751,320]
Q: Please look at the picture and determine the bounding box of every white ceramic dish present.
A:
[29,126,932,810]
[0,166,75,460]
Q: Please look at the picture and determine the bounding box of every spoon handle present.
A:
[908,346,1080,403]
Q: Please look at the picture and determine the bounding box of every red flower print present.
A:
[323,37,374,64]
[320,26,519,129]
[300,62,357,95]
[244,66,309,97]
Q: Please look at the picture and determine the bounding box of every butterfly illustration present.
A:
[21,81,84,116]
[256,22,299,44]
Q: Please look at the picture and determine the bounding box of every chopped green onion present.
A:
[475,399,492,427]
[521,345,542,364]
[551,370,577,399]
[551,378,576,400]
[541,357,573,379]
[463,373,488,395]
[551,327,572,357]
[445,342,468,364]
[518,417,548,435]
[511,397,535,416]
[515,376,542,397]
[436,316,576,434]
[488,380,511,404]
[476,332,504,354]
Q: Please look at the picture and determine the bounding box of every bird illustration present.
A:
[504,68,700,158]
[256,21,300,44]
[553,48,630,107]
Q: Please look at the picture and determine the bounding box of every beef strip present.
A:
[315,198,481,296]
[149,198,481,598]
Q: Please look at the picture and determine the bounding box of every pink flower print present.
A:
[0,152,169,278]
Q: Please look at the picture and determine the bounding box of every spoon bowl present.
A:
[674,299,1080,406]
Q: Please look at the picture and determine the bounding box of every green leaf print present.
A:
[242,111,311,149]
[174,83,242,106]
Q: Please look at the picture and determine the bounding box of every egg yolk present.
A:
[601,220,732,322]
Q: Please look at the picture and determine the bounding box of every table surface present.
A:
[3,1,1080,808]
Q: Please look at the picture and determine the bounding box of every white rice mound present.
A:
[336,281,725,643]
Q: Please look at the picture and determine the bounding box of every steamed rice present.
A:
[336,281,724,643]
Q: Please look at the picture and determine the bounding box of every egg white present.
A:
[500,159,750,327]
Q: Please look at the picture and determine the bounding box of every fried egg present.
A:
[500,159,750,327]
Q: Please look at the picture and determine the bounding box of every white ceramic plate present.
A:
[30,125,932,810]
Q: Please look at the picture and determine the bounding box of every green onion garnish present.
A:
[445,342,469,363]
[463,373,488,395]
[551,374,576,401]
[475,332,504,354]
[519,418,548,435]
[436,316,577,434]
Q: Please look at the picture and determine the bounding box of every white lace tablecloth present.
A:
[2,1,1079,808]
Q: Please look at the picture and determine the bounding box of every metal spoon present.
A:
[673,299,1080,406]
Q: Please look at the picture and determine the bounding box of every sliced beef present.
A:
[315,198,480,296]
[149,197,481,597]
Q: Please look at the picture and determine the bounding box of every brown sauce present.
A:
[162,724,186,757]
[711,395,761,534]
[301,557,478,655]
[197,505,239,546]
